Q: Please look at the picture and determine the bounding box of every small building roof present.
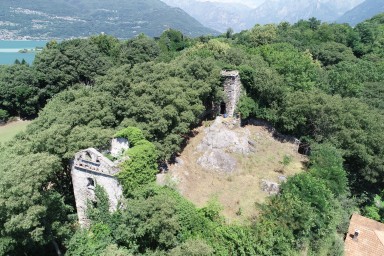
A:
[345,214,384,256]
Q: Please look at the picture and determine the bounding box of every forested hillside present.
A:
[1,13,384,255]
[0,0,216,39]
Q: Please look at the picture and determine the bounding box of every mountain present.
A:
[337,0,384,26]
[324,0,365,16]
[0,0,217,40]
[161,0,252,32]
[248,0,336,25]
[248,0,364,25]
[161,0,363,32]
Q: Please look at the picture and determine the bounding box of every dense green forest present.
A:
[1,13,384,255]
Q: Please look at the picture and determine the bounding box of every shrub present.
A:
[0,109,9,122]
[115,127,145,147]
[118,138,158,196]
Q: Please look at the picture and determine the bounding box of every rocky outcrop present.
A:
[260,179,280,195]
[197,149,238,173]
[197,118,249,154]
[196,117,250,173]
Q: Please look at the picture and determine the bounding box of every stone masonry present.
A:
[111,137,129,158]
[71,138,128,227]
[220,70,242,117]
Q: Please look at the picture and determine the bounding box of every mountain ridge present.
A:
[248,0,337,25]
[0,0,217,39]
[337,0,384,26]
[162,0,364,32]
[162,0,252,32]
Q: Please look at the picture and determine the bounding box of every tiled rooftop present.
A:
[345,214,384,256]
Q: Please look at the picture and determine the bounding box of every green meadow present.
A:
[0,121,31,143]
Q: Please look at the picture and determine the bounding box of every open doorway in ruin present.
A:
[220,102,226,115]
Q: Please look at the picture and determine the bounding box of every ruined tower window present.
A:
[87,177,95,189]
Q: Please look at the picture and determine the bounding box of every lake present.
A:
[0,40,48,65]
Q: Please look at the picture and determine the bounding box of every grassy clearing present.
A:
[0,120,31,143]
[163,120,307,224]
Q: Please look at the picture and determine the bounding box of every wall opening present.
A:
[298,142,311,155]
[84,152,92,161]
[87,177,95,189]
[220,102,226,115]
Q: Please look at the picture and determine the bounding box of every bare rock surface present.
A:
[260,179,280,195]
[197,149,237,173]
[196,117,249,173]
[197,117,249,154]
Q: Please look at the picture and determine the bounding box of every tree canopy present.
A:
[0,15,384,255]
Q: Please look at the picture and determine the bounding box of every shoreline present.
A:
[0,49,38,53]
[0,40,48,64]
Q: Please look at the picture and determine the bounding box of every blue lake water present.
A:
[0,40,48,65]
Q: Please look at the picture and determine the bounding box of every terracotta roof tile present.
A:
[345,214,384,256]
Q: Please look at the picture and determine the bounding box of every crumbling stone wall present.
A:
[220,70,242,117]
[71,148,124,227]
[111,137,129,157]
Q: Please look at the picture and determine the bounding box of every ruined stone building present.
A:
[71,138,129,226]
[220,70,242,117]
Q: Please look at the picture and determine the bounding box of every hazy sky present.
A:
[195,0,265,8]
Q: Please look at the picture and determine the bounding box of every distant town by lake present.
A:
[0,40,48,65]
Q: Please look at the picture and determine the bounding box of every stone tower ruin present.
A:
[220,70,242,117]
[71,138,129,226]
